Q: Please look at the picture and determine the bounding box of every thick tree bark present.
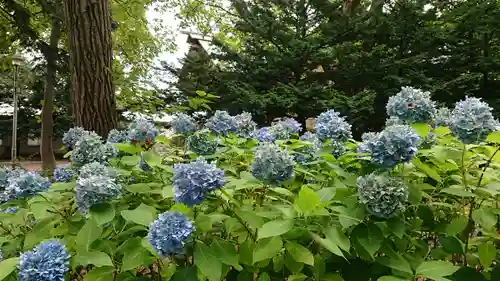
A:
[343,0,360,15]
[41,17,61,173]
[64,0,117,137]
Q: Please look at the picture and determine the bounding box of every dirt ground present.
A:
[0,160,69,171]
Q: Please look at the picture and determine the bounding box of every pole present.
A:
[11,65,18,167]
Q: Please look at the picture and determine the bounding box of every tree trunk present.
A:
[343,0,360,15]
[64,0,117,137]
[41,17,62,174]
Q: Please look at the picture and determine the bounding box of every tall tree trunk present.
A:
[343,0,360,15]
[41,17,62,174]
[64,0,117,137]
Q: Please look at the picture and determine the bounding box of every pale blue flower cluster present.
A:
[0,167,24,190]
[107,129,127,143]
[139,152,153,172]
[251,143,295,185]
[234,112,257,138]
[75,168,121,214]
[360,125,420,167]
[385,116,406,127]
[3,207,18,214]
[3,172,51,201]
[171,113,197,135]
[71,132,116,167]
[127,117,158,143]
[62,127,88,149]
[19,240,70,281]
[449,97,499,144]
[357,132,379,154]
[53,165,75,182]
[295,132,321,163]
[148,211,195,258]
[330,141,347,159]
[434,107,451,127]
[357,173,408,218]
[257,127,276,142]
[386,86,436,123]
[268,118,302,140]
[205,110,237,135]
[172,157,225,206]
[314,109,352,142]
[185,130,218,155]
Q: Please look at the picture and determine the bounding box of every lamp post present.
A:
[11,53,24,167]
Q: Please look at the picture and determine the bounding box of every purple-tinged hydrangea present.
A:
[171,113,197,135]
[75,175,122,214]
[386,86,436,123]
[434,107,451,127]
[53,165,75,182]
[295,132,321,163]
[449,97,499,144]
[19,240,70,281]
[314,109,352,142]
[205,110,237,135]
[127,117,158,143]
[3,207,18,214]
[234,112,257,138]
[71,132,115,167]
[148,211,195,258]
[172,157,225,206]
[79,162,117,179]
[185,130,218,155]
[107,129,127,144]
[357,173,408,219]
[360,125,420,168]
[62,127,88,149]
[3,172,51,201]
[251,143,295,185]
[139,152,153,172]
[257,127,276,142]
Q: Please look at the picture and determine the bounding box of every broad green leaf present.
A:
[125,183,152,194]
[172,267,198,281]
[376,255,412,274]
[271,187,294,197]
[386,217,405,239]
[441,186,475,197]
[90,203,115,226]
[0,258,19,280]
[76,218,103,250]
[75,251,113,267]
[121,155,141,166]
[294,186,321,213]
[253,236,283,263]
[162,185,173,198]
[30,202,52,220]
[317,188,336,203]
[235,209,264,229]
[411,123,430,138]
[194,242,222,281]
[83,266,115,281]
[116,144,142,154]
[352,223,383,258]
[285,241,314,266]
[50,182,76,192]
[478,243,496,268]
[122,247,154,272]
[143,150,162,167]
[324,226,350,252]
[377,276,410,281]
[416,261,459,278]
[287,273,307,281]
[211,238,241,269]
[322,273,345,281]
[121,203,157,226]
[472,207,496,230]
[487,131,500,144]
[258,272,271,281]
[333,205,364,229]
[257,219,294,239]
[434,126,450,135]
[310,232,344,258]
[412,158,442,183]
[446,216,468,236]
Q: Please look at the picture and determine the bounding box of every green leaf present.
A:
[434,126,450,135]
[322,273,345,281]
[310,232,344,258]
[171,267,198,281]
[416,261,459,278]
[0,258,19,280]
[121,204,157,226]
[324,226,350,252]
[253,236,283,263]
[162,185,173,198]
[50,182,76,192]
[271,188,294,198]
[121,155,141,166]
[258,272,271,281]
[76,218,103,250]
[257,220,294,239]
[287,274,307,281]
[386,217,405,239]
[317,188,336,203]
[333,205,364,229]
[211,238,241,270]
[441,186,475,197]
[377,276,409,281]
[116,143,142,154]
[90,203,116,226]
[478,242,496,268]
[75,251,113,267]
[487,131,500,144]
[143,151,162,167]
[412,158,442,182]
[285,241,314,266]
[294,186,321,213]
[376,254,412,274]
[84,266,115,281]
[352,223,383,258]
[122,246,154,272]
[446,216,469,236]
[472,207,497,230]
[411,123,430,138]
[194,242,222,281]
[125,183,152,194]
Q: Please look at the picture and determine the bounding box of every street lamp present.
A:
[11,53,24,167]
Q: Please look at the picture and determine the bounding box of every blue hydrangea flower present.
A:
[358,132,379,154]
[357,173,408,219]
[419,132,437,149]
[107,129,127,143]
[53,165,75,182]
[385,116,406,127]
[267,118,302,140]
[386,86,437,123]
[295,132,321,163]
[0,167,25,189]
[4,172,51,201]
[127,117,158,143]
[4,207,17,214]
[62,127,88,149]
[234,112,257,138]
[139,152,153,172]
[314,109,352,142]
[75,175,122,214]
[79,162,117,179]
[330,141,347,159]
[205,110,237,135]
[251,143,295,185]
[71,132,114,167]
[449,97,499,144]
[360,125,420,168]
[172,157,225,206]
[257,127,276,142]
[148,211,195,258]
[171,113,197,135]
[185,130,218,155]
[19,240,70,281]
[434,107,451,127]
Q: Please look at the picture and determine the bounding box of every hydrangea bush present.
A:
[1,87,500,281]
